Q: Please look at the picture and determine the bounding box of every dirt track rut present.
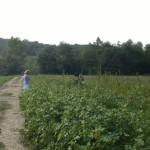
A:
[0,77,27,150]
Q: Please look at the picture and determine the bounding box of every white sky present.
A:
[0,0,150,46]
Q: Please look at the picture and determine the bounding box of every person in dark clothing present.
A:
[74,73,85,85]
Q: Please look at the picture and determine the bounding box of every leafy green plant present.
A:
[20,75,150,150]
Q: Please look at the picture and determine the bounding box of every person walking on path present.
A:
[23,70,30,92]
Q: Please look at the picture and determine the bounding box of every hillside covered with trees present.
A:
[0,37,150,75]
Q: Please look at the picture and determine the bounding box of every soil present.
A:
[0,77,27,150]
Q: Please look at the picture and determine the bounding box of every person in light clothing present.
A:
[23,70,30,92]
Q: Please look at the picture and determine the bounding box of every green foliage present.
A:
[1,37,150,75]
[3,55,23,75]
[58,42,76,74]
[82,44,100,74]
[6,37,27,62]
[99,45,121,74]
[0,37,27,75]
[24,56,39,75]
[20,75,150,150]
[144,44,150,73]
[0,38,7,53]
[0,142,5,150]
[38,45,59,74]
[23,40,46,56]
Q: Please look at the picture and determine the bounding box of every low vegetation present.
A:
[0,76,14,87]
[20,75,150,150]
[0,142,5,150]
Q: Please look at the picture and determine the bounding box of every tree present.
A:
[0,38,7,53]
[119,40,144,74]
[3,55,22,75]
[23,39,46,56]
[132,42,145,74]
[100,46,122,74]
[24,56,39,75]
[0,37,27,75]
[58,42,75,74]
[93,37,103,46]
[82,44,100,74]
[6,37,27,63]
[38,45,59,74]
[72,44,84,73]
[144,44,150,73]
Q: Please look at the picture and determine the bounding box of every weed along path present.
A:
[0,77,27,150]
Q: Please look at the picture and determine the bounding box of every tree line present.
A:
[0,37,150,75]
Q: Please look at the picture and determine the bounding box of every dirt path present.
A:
[0,77,27,150]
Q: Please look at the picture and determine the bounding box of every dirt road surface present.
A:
[0,77,27,150]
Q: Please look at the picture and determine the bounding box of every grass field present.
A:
[20,75,150,150]
[0,76,15,87]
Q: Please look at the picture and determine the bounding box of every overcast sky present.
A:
[0,0,150,46]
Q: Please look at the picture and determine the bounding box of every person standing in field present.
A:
[74,73,85,85]
[23,70,30,92]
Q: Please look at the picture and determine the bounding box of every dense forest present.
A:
[0,37,150,75]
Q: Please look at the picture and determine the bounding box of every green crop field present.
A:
[20,75,150,150]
